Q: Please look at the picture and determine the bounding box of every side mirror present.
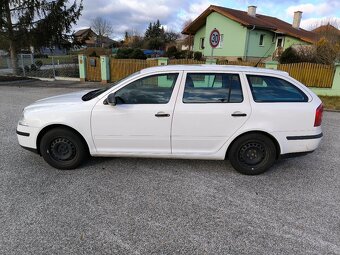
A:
[106,93,116,106]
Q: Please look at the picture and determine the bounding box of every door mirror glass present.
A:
[107,93,117,106]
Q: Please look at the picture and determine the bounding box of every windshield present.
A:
[81,71,141,101]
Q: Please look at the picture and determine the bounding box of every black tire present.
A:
[228,133,276,175]
[40,128,88,170]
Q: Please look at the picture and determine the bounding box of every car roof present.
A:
[140,64,289,76]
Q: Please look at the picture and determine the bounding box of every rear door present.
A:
[171,72,251,155]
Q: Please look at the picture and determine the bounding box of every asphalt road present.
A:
[0,84,339,255]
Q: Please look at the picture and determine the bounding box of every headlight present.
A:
[18,111,29,126]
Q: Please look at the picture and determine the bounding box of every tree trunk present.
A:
[9,42,18,74]
[4,0,19,74]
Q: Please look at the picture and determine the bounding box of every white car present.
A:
[17,65,323,175]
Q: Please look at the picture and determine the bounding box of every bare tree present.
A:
[309,18,340,44]
[182,19,193,48]
[91,17,114,47]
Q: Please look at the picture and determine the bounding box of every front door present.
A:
[276,36,284,49]
[171,72,251,155]
[91,72,181,155]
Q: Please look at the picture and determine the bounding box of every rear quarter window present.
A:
[246,75,308,103]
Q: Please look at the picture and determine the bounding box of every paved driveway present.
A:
[0,85,339,254]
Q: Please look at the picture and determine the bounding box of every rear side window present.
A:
[247,75,308,102]
[183,73,243,103]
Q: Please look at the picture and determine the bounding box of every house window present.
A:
[218,34,224,48]
[200,37,205,49]
[259,34,265,46]
[276,37,284,48]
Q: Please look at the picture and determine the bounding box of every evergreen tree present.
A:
[0,0,83,74]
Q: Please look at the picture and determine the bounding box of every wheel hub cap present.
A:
[49,138,76,161]
[239,142,265,166]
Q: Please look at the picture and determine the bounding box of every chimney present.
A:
[292,11,302,29]
[247,6,257,17]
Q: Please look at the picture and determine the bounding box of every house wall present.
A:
[193,25,206,53]
[191,12,311,60]
[246,29,275,59]
[198,12,247,58]
[284,36,309,50]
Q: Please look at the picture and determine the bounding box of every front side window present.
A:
[247,75,308,102]
[183,73,243,103]
[115,73,178,104]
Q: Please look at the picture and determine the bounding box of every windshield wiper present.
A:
[82,89,101,101]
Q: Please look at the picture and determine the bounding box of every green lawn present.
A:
[35,55,77,65]
[319,96,340,111]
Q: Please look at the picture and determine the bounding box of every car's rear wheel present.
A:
[228,133,276,175]
[40,128,88,170]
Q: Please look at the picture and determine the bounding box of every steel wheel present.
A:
[40,128,88,170]
[229,133,277,175]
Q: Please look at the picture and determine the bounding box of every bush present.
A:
[24,65,30,73]
[30,64,38,71]
[129,49,147,60]
[89,51,98,57]
[279,47,301,64]
[166,46,178,58]
[183,50,193,59]
[35,60,43,68]
[315,38,338,65]
[116,48,134,59]
[34,53,48,59]
[194,51,203,61]
[116,48,146,59]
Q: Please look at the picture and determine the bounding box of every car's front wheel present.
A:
[228,133,277,175]
[40,128,88,170]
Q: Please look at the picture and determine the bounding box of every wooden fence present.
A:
[168,59,205,65]
[84,57,336,89]
[278,62,335,88]
[217,60,265,68]
[110,59,158,82]
[86,57,101,82]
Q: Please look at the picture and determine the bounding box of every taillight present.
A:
[314,104,323,127]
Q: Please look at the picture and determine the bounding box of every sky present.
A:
[74,0,340,39]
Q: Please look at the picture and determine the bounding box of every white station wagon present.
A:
[17,65,323,175]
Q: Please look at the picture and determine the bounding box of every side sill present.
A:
[20,145,38,154]
[280,150,314,159]
[286,133,323,141]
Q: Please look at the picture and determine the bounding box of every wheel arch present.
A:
[36,124,90,155]
[225,130,281,160]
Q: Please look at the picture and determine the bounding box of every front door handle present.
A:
[231,112,247,117]
[155,112,170,118]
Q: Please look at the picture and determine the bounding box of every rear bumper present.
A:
[273,131,323,155]
[286,133,323,141]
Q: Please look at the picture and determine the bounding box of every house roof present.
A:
[182,5,317,43]
[74,28,96,37]
[312,24,340,35]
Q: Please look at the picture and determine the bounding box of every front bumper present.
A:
[16,124,40,153]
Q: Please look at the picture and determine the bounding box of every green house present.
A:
[182,5,317,61]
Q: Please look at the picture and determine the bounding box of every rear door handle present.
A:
[155,112,170,117]
[231,112,247,117]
